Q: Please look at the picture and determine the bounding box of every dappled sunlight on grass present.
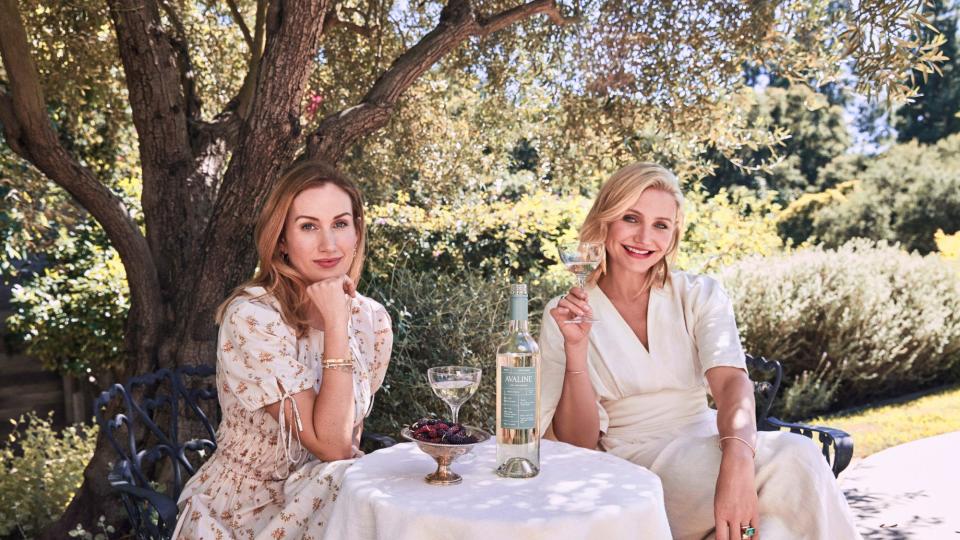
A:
[810,384,960,459]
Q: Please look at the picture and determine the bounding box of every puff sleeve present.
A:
[217,297,313,411]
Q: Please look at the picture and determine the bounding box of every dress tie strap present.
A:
[274,389,305,479]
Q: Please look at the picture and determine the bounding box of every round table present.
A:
[323,438,672,539]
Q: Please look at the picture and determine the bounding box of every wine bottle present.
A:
[495,283,541,478]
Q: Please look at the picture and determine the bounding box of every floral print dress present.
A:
[173,287,392,540]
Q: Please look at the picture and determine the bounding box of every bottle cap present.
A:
[510,283,528,321]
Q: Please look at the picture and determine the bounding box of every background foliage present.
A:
[700,84,851,203]
[0,413,98,538]
[723,240,960,420]
[6,222,128,378]
[361,268,557,435]
[806,135,960,253]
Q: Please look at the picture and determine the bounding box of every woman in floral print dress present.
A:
[173,161,392,540]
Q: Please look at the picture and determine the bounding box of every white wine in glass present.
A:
[557,241,604,323]
[427,366,481,424]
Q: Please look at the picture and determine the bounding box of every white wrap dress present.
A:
[539,271,860,540]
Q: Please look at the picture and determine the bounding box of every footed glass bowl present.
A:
[401,425,492,485]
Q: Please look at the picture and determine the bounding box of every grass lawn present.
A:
[808,384,960,459]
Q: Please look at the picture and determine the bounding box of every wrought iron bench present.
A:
[746,354,854,477]
[93,365,396,540]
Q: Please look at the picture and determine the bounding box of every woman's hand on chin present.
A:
[549,286,593,346]
[306,275,356,327]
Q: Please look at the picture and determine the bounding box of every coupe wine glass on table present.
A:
[427,366,481,424]
[557,241,604,323]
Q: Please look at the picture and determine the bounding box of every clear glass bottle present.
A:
[495,283,541,478]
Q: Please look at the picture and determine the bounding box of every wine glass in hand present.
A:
[557,241,603,323]
[427,366,481,424]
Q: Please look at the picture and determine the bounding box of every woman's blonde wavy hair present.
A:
[580,162,685,293]
[216,161,366,336]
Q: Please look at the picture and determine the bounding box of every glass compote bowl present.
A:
[557,241,604,324]
[401,425,492,485]
[427,366,481,424]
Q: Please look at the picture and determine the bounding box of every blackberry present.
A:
[445,433,476,445]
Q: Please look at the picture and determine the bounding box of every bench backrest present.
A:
[93,365,219,537]
[744,354,783,431]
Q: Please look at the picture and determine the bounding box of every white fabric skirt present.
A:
[602,413,861,540]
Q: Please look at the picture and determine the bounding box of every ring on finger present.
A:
[740,525,756,539]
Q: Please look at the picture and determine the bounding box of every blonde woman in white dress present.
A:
[539,163,860,540]
[174,162,392,539]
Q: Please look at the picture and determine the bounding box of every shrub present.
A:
[804,135,960,253]
[66,516,116,540]
[721,239,960,419]
[776,180,858,247]
[680,186,783,273]
[361,267,563,436]
[366,184,784,285]
[0,412,98,539]
[6,221,128,378]
[364,188,589,286]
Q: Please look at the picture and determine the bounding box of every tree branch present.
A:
[476,0,579,36]
[236,0,269,120]
[307,0,576,162]
[158,0,202,122]
[0,0,163,349]
[229,0,329,157]
[192,110,241,149]
[225,0,255,49]
[107,0,192,162]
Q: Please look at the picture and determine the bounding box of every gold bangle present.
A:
[323,364,353,372]
[565,370,586,375]
[718,436,756,457]
[322,362,352,369]
[322,357,352,369]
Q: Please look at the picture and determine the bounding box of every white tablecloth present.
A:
[323,438,672,539]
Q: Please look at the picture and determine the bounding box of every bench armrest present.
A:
[764,416,854,477]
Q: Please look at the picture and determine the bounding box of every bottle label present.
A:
[500,366,536,429]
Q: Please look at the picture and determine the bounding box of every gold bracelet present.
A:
[321,357,352,368]
[322,362,353,369]
[565,370,586,375]
[323,364,353,373]
[718,436,756,457]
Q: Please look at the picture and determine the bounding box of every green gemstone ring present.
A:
[740,525,756,539]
